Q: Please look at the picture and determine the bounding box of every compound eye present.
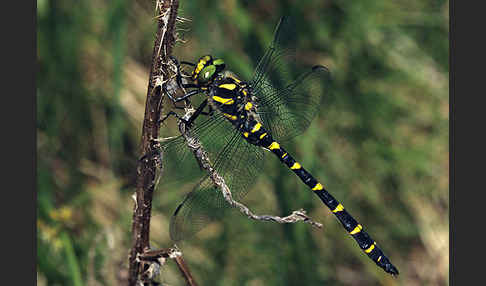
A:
[213,58,226,71]
[198,65,216,83]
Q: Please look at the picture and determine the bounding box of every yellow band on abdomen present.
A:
[350,224,362,235]
[332,204,344,213]
[365,242,376,253]
[268,142,280,150]
[312,183,323,191]
[290,162,302,170]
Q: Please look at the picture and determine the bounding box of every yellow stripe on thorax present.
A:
[251,123,262,133]
[212,95,234,105]
[219,83,237,90]
[259,133,267,139]
[227,74,241,83]
[222,113,237,120]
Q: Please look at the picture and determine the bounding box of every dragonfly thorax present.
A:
[198,69,268,146]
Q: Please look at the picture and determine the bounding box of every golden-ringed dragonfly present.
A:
[160,17,399,276]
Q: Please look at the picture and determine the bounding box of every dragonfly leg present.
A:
[169,55,196,68]
[158,98,211,127]
[169,55,196,88]
[185,99,211,126]
[141,99,211,163]
[181,83,199,89]
[180,60,196,66]
[172,89,201,103]
[171,102,212,115]
[159,111,187,124]
[167,56,203,110]
[140,111,189,163]
[200,104,214,116]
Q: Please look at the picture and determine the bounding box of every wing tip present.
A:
[311,65,332,81]
[312,65,330,73]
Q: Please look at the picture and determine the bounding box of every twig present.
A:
[177,110,323,228]
[138,247,198,286]
[128,1,198,285]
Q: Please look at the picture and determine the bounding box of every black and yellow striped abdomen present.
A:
[268,138,398,275]
[239,120,399,275]
[207,72,398,276]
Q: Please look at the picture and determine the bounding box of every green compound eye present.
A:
[213,58,225,66]
[198,65,216,83]
[213,58,226,73]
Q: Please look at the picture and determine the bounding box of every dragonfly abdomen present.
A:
[262,138,399,276]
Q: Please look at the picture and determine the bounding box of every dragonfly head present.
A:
[192,55,226,86]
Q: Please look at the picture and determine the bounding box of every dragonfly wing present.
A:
[160,111,236,182]
[168,110,265,241]
[211,130,265,201]
[251,16,296,89]
[254,66,331,142]
[250,17,332,142]
[170,176,226,242]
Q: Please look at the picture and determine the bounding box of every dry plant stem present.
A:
[128,1,198,285]
[139,248,198,286]
[178,116,323,228]
[174,255,199,286]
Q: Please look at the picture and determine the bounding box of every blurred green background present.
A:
[37,0,449,285]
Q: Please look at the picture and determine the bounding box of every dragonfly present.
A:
[159,17,399,276]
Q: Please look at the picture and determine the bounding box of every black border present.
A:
[3,1,37,285]
[451,0,485,284]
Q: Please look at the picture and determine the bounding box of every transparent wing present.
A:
[170,177,226,242]
[251,17,295,89]
[251,17,332,142]
[165,109,265,241]
[211,129,265,201]
[160,111,235,183]
[254,66,331,141]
